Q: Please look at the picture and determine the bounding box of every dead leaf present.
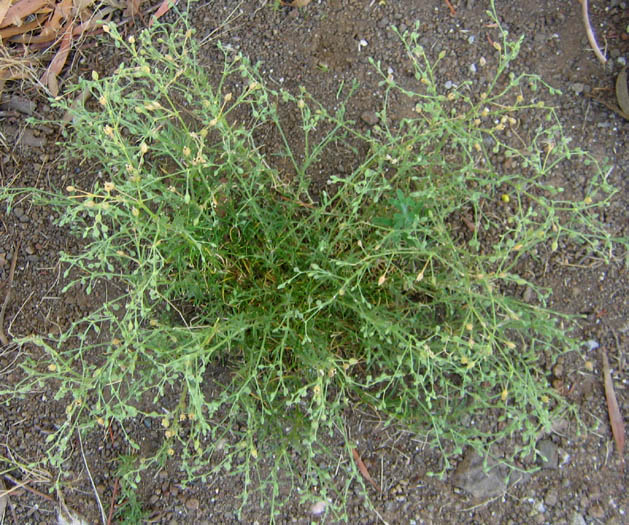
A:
[71,0,97,14]
[0,0,12,27]
[149,0,176,26]
[46,0,72,30]
[601,347,625,462]
[71,6,114,36]
[615,67,629,117]
[0,0,49,28]
[40,21,72,95]
[462,215,476,232]
[12,0,71,44]
[125,0,142,18]
[352,448,381,492]
[0,12,46,39]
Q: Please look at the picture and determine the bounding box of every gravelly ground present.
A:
[0,1,627,523]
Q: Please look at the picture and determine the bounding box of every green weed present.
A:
[1,4,619,521]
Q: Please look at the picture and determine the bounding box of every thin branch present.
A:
[106,478,119,525]
[2,474,55,503]
[580,0,607,65]
[78,430,107,525]
[444,0,456,16]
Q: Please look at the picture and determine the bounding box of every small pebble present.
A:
[360,111,379,126]
[2,97,36,115]
[588,503,604,519]
[545,488,558,506]
[310,500,327,515]
[537,439,558,469]
[19,129,46,148]
[571,512,586,525]
[570,83,585,95]
[185,497,199,511]
[585,340,599,351]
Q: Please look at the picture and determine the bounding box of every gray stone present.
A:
[451,449,507,499]
[545,488,558,506]
[537,439,559,469]
[570,512,586,525]
[185,497,199,511]
[19,129,46,148]
[588,503,604,519]
[570,83,585,96]
[2,96,36,115]
[534,33,547,45]
[360,111,379,126]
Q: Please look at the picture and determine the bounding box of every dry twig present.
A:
[579,0,607,65]
[444,0,456,16]
[2,473,55,503]
[78,430,107,525]
[106,478,119,525]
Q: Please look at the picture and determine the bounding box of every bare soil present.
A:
[1,1,627,524]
